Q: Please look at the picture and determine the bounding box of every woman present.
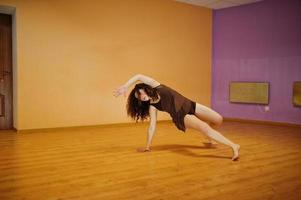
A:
[113,74,240,161]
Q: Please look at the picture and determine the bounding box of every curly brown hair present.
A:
[127,83,159,122]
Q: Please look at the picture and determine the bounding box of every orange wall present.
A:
[0,0,212,130]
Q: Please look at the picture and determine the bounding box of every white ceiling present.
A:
[174,0,264,9]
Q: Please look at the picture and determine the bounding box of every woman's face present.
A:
[135,89,150,101]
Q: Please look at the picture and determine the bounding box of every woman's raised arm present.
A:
[113,74,160,97]
[124,74,160,88]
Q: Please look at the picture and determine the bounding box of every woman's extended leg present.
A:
[184,114,240,161]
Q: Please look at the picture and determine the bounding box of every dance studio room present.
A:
[0,0,300,199]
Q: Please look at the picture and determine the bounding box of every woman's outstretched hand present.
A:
[137,147,151,152]
[113,85,128,98]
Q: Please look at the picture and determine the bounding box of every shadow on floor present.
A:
[151,144,230,159]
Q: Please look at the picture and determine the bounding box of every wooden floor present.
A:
[0,121,301,200]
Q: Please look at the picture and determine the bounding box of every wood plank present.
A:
[0,121,300,200]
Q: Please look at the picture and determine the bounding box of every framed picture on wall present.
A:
[293,81,301,107]
[229,82,269,105]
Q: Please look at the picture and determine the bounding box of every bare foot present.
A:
[231,144,240,161]
[203,143,218,149]
[137,147,151,152]
[203,139,218,146]
[209,140,218,145]
[203,136,219,145]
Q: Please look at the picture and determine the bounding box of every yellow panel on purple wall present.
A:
[229,82,269,105]
[293,82,301,107]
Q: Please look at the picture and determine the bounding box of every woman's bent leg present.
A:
[194,103,223,144]
[194,103,223,127]
[184,114,240,161]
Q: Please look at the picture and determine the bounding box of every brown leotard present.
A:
[150,84,196,132]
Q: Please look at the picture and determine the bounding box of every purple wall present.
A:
[212,0,301,124]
